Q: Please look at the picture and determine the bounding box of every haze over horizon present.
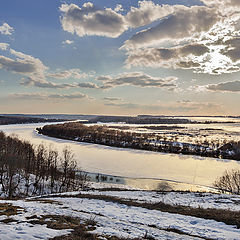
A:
[0,0,239,115]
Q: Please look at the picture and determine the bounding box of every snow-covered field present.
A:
[0,183,240,239]
[76,188,240,211]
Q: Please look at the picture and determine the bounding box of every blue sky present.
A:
[0,0,239,115]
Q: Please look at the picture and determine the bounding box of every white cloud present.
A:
[0,23,14,35]
[59,1,178,38]
[114,4,123,13]
[60,3,128,38]
[0,43,9,51]
[125,1,175,28]
[62,40,74,45]
[0,46,47,83]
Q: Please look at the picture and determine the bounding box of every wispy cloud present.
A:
[103,97,123,102]
[10,92,89,100]
[104,99,221,113]
[207,80,240,93]
[0,44,98,89]
[96,72,178,91]
[47,69,94,80]
[189,80,240,93]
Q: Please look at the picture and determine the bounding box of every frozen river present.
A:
[0,122,240,190]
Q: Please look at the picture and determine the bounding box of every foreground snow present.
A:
[0,184,240,239]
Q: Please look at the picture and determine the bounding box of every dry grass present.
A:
[27,215,83,230]
[0,203,24,216]
[0,218,17,224]
[26,199,63,205]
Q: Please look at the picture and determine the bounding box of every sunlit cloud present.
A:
[123,1,239,75]
[60,3,128,38]
[0,23,14,35]
[122,6,219,50]
[125,43,209,70]
[59,1,176,38]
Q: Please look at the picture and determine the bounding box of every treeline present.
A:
[0,116,67,125]
[0,131,88,198]
[87,116,236,125]
[37,122,240,161]
[88,116,191,124]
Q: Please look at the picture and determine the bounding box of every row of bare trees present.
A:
[0,131,88,198]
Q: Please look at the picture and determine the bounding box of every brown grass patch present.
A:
[26,199,63,205]
[0,218,17,224]
[28,215,82,230]
[0,203,24,216]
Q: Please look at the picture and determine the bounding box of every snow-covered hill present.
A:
[0,183,240,240]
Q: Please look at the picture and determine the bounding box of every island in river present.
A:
[37,122,240,161]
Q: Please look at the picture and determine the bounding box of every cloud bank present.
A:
[59,1,240,75]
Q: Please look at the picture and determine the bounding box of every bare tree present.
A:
[214,169,240,194]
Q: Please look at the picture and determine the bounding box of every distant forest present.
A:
[87,116,192,124]
[0,116,67,125]
[87,116,236,124]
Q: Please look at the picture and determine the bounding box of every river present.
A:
[0,122,240,191]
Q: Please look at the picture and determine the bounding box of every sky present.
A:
[0,0,239,116]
